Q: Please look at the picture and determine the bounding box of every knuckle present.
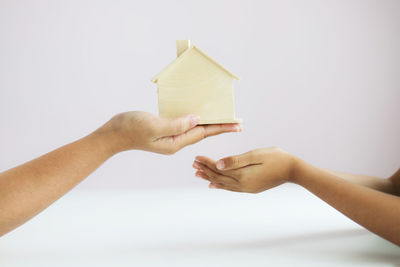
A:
[175,120,187,133]
[228,156,239,167]
[200,126,207,139]
[207,172,216,179]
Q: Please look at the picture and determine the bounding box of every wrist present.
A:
[89,126,125,156]
[289,156,308,185]
[93,114,141,154]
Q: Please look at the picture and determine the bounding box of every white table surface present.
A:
[1,184,399,266]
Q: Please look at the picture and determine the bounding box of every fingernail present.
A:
[216,160,225,170]
[209,183,217,189]
[193,162,200,169]
[189,115,200,127]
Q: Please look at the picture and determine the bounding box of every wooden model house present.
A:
[151,40,241,124]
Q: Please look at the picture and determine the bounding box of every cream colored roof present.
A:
[151,46,239,83]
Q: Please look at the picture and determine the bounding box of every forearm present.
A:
[293,159,400,245]
[0,131,116,236]
[0,111,238,237]
[323,169,396,195]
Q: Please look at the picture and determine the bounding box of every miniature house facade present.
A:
[151,40,241,124]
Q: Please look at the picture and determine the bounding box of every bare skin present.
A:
[0,111,241,236]
[193,147,400,245]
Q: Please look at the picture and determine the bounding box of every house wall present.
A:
[156,49,236,123]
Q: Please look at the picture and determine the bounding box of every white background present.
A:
[1,0,399,190]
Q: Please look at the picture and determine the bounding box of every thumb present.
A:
[216,151,257,170]
[161,114,200,136]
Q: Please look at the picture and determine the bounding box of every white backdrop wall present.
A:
[1,0,399,190]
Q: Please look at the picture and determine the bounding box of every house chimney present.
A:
[176,40,190,57]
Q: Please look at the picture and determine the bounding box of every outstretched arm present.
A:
[321,168,397,195]
[193,148,400,245]
[294,160,400,245]
[0,111,241,236]
[0,133,112,236]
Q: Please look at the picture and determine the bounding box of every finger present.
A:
[159,114,200,136]
[156,123,242,153]
[194,156,239,180]
[202,123,242,138]
[194,155,216,167]
[195,171,241,192]
[174,123,242,150]
[196,171,242,192]
[153,126,204,154]
[216,150,262,171]
[195,162,238,186]
[194,170,210,181]
[195,170,222,184]
[209,183,241,192]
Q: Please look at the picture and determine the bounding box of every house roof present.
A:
[151,45,240,83]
